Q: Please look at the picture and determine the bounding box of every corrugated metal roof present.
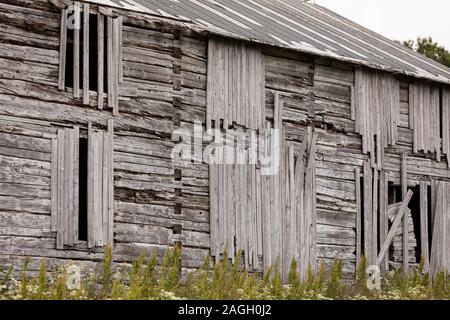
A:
[85,0,450,84]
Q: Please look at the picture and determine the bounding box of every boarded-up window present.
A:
[58,2,122,114]
[51,121,114,249]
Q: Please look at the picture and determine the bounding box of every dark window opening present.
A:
[78,137,88,241]
[408,185,421,263]
[65,13,108,93]
[388,184,401,205]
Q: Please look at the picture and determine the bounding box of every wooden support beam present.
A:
[377,190,413,266]
[372,168,378,262]
[355,167,361,266]
[379,171,389,271]
[363,161,372,262]
[73,126,79,244]
[400,152,409,272]
[420,181,429,272]
[87,123,94,248]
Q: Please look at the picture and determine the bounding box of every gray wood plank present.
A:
[97,14,104,109]
[51,138,58,233]
[401,152,409,272]
[420,181,429,272]
[73,2,80,99]
[73,126,79,244]
[82,3,90,105]
[58,9,68,91]
[355,167,361,266]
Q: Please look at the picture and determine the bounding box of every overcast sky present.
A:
[314,0,450,49]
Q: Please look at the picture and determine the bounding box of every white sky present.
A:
[314,0,450,49]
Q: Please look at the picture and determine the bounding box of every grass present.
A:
[0,247,448,300]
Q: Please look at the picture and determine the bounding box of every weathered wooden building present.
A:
[0,0,449,279]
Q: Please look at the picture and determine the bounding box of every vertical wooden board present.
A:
[217,161,224,254]
[433,88,441,159]
[107,18,114,112]
[289,144,295,265]
[230,43,236,126]
[63,129,70,245]
[256,169,263,258]
[209,163,218,256]
[73,3,81,98]
[420,181,429,271]
[58,9,68,91]
[372,168,378,262]
[73,127,80,244]
[67,129,74,246]
[355,167,361,266]
[412,84,419,153]
[102,131,109,244]
[56,130,65,249]
[96,131,104,247]
[401,152,409,271]
[112,18,120,115]
[423,85,430,153]
[206,39,213,129]
[393,78,400,144]
[408,84,414,130]
[51,138,58,232]
[363,161,372,262]
[354,68,362,134]
[118,16,123,84]
[310,135,318,271]
[107,119,114,245]
[429,86,436,153]
[260,51,266,129]
[430,182,443,276]
[87,124,95,248]
[350,85,356,121]
[97,14,105,109]
[419,83,425,152]
[380,171,389,270]
[82,4,90,105]
[251,164,258,268]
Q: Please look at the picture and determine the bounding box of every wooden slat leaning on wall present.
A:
[58,9,68,90]
[87,121,115,248]
[82,3,90,105]
[51,127,80,249]
[73,2,81,99]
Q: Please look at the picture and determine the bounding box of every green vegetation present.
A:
[403,37,450,68]
[0,247,448,300]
